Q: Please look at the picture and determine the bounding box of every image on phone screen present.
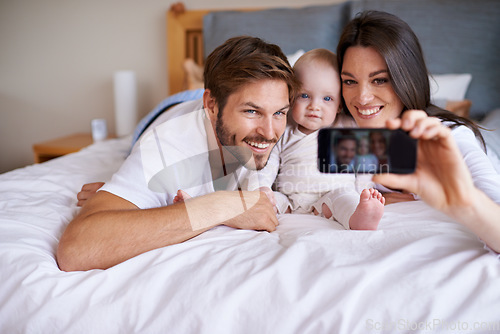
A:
[317,128,417,174]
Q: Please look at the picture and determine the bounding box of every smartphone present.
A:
[317,128,417,174]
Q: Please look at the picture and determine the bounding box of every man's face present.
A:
[208,79,290,170]
[336,138,356,165]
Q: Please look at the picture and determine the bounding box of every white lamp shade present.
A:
[113,70,138,137]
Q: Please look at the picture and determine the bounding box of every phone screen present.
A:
[317,128,417,174]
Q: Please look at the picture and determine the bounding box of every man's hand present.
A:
[183,190,279,232]
[223,190,279,231]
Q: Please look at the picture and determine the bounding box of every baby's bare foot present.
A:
[349,188,385,230]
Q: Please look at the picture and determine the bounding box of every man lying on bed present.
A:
[57,36,299,271]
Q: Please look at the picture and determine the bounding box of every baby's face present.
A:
[292,61,341,135]
[358,138,369,155]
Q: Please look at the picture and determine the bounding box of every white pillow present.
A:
[429,73,472,105]
[287,49,305,67]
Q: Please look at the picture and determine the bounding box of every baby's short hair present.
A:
[293,48,338,72]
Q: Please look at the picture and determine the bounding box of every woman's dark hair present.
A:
[337,10,485,148]
[204,36,299,114]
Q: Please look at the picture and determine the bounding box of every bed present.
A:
[2,1,500,333]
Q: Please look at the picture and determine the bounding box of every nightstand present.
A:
[32,133,95,163]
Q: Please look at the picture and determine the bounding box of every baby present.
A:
[259,48,385,230]
[354,135,379,173]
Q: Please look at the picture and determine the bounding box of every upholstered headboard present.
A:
[350,0,500,119]
[166,0,500,118]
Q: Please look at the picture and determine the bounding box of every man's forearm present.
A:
[57,190,277,271]
[57,192,215,271]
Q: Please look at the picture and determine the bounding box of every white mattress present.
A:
[1,136,499,334]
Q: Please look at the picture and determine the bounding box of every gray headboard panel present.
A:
[203,0,500,118]
[351,0,500,118]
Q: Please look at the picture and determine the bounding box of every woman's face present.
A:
[369,132,387,158]
[340,46,404,128]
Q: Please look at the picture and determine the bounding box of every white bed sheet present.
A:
[1,136,499,334]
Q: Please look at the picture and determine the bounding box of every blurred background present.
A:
[0,0,342,173]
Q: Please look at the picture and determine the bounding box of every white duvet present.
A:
[1,137,499,334]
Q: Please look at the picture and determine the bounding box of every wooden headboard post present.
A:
[166,5,258,95]
[166,9,208,95]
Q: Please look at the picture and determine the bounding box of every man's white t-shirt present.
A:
[101,99,267,209]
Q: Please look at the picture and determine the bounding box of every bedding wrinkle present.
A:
[333,238,468,332]
[413,253,500,322]
[179,228,327,333]
[134,230,278,332]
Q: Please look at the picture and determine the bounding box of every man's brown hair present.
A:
[204,36,299,113]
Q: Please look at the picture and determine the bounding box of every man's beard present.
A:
[215,116,276,170]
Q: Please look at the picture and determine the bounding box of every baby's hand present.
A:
[77,182,105,207]
[173,189,191,203]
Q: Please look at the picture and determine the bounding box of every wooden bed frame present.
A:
[166,8,208,94]
[166,6,259,95]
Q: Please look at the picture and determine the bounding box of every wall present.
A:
[0,0,344,174]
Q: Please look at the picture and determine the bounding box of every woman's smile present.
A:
[341,46,404,128]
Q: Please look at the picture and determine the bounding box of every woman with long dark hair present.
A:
[337,10,500,251]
